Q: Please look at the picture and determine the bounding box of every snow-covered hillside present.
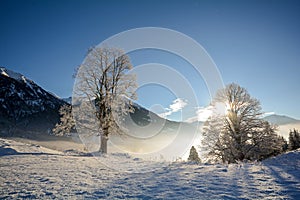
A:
[0,137,299,199]
[0,67,67,135]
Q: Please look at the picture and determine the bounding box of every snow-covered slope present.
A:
[0,67,67,136]
[0,137,299,199]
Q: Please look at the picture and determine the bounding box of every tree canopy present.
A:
[72,46,137,153]
[202,83,286,163]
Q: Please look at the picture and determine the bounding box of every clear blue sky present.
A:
[1,0,300,120]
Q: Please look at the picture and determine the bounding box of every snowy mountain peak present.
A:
[0,67,31,83]
[0,68,9,77]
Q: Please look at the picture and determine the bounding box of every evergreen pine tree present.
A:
[288,129,300,150]
[289,131,295,150]
[294,129,300,149]
[281,136,288,152]
[188,146,201,163]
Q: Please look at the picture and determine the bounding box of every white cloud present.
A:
[158,98,188,118]
[185,106,213,123]
[196,106,213,121]
[169,98,188,113]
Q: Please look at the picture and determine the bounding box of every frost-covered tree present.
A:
[288,129,300,150]
[188,146,201,163]
[73,46,137,153]
[52,104,75,136]
[202,83,285,163]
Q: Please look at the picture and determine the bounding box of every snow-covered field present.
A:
[0,137,299,199]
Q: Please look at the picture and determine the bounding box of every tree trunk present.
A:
[99,127,109,154]
[100,134,108,154]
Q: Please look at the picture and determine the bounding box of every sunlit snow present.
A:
[1,138,299,199]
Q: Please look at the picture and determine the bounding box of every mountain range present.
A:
[0,67,299,144]
[0,67,186,137]
[0,67,201,158]
[263,114,300,125]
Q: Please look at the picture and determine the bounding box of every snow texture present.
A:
[0,137,299,199]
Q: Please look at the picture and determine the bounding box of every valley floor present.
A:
[0,138,299,199]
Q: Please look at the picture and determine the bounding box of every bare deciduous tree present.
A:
[73,46,137,153]
[202,83,285,163]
